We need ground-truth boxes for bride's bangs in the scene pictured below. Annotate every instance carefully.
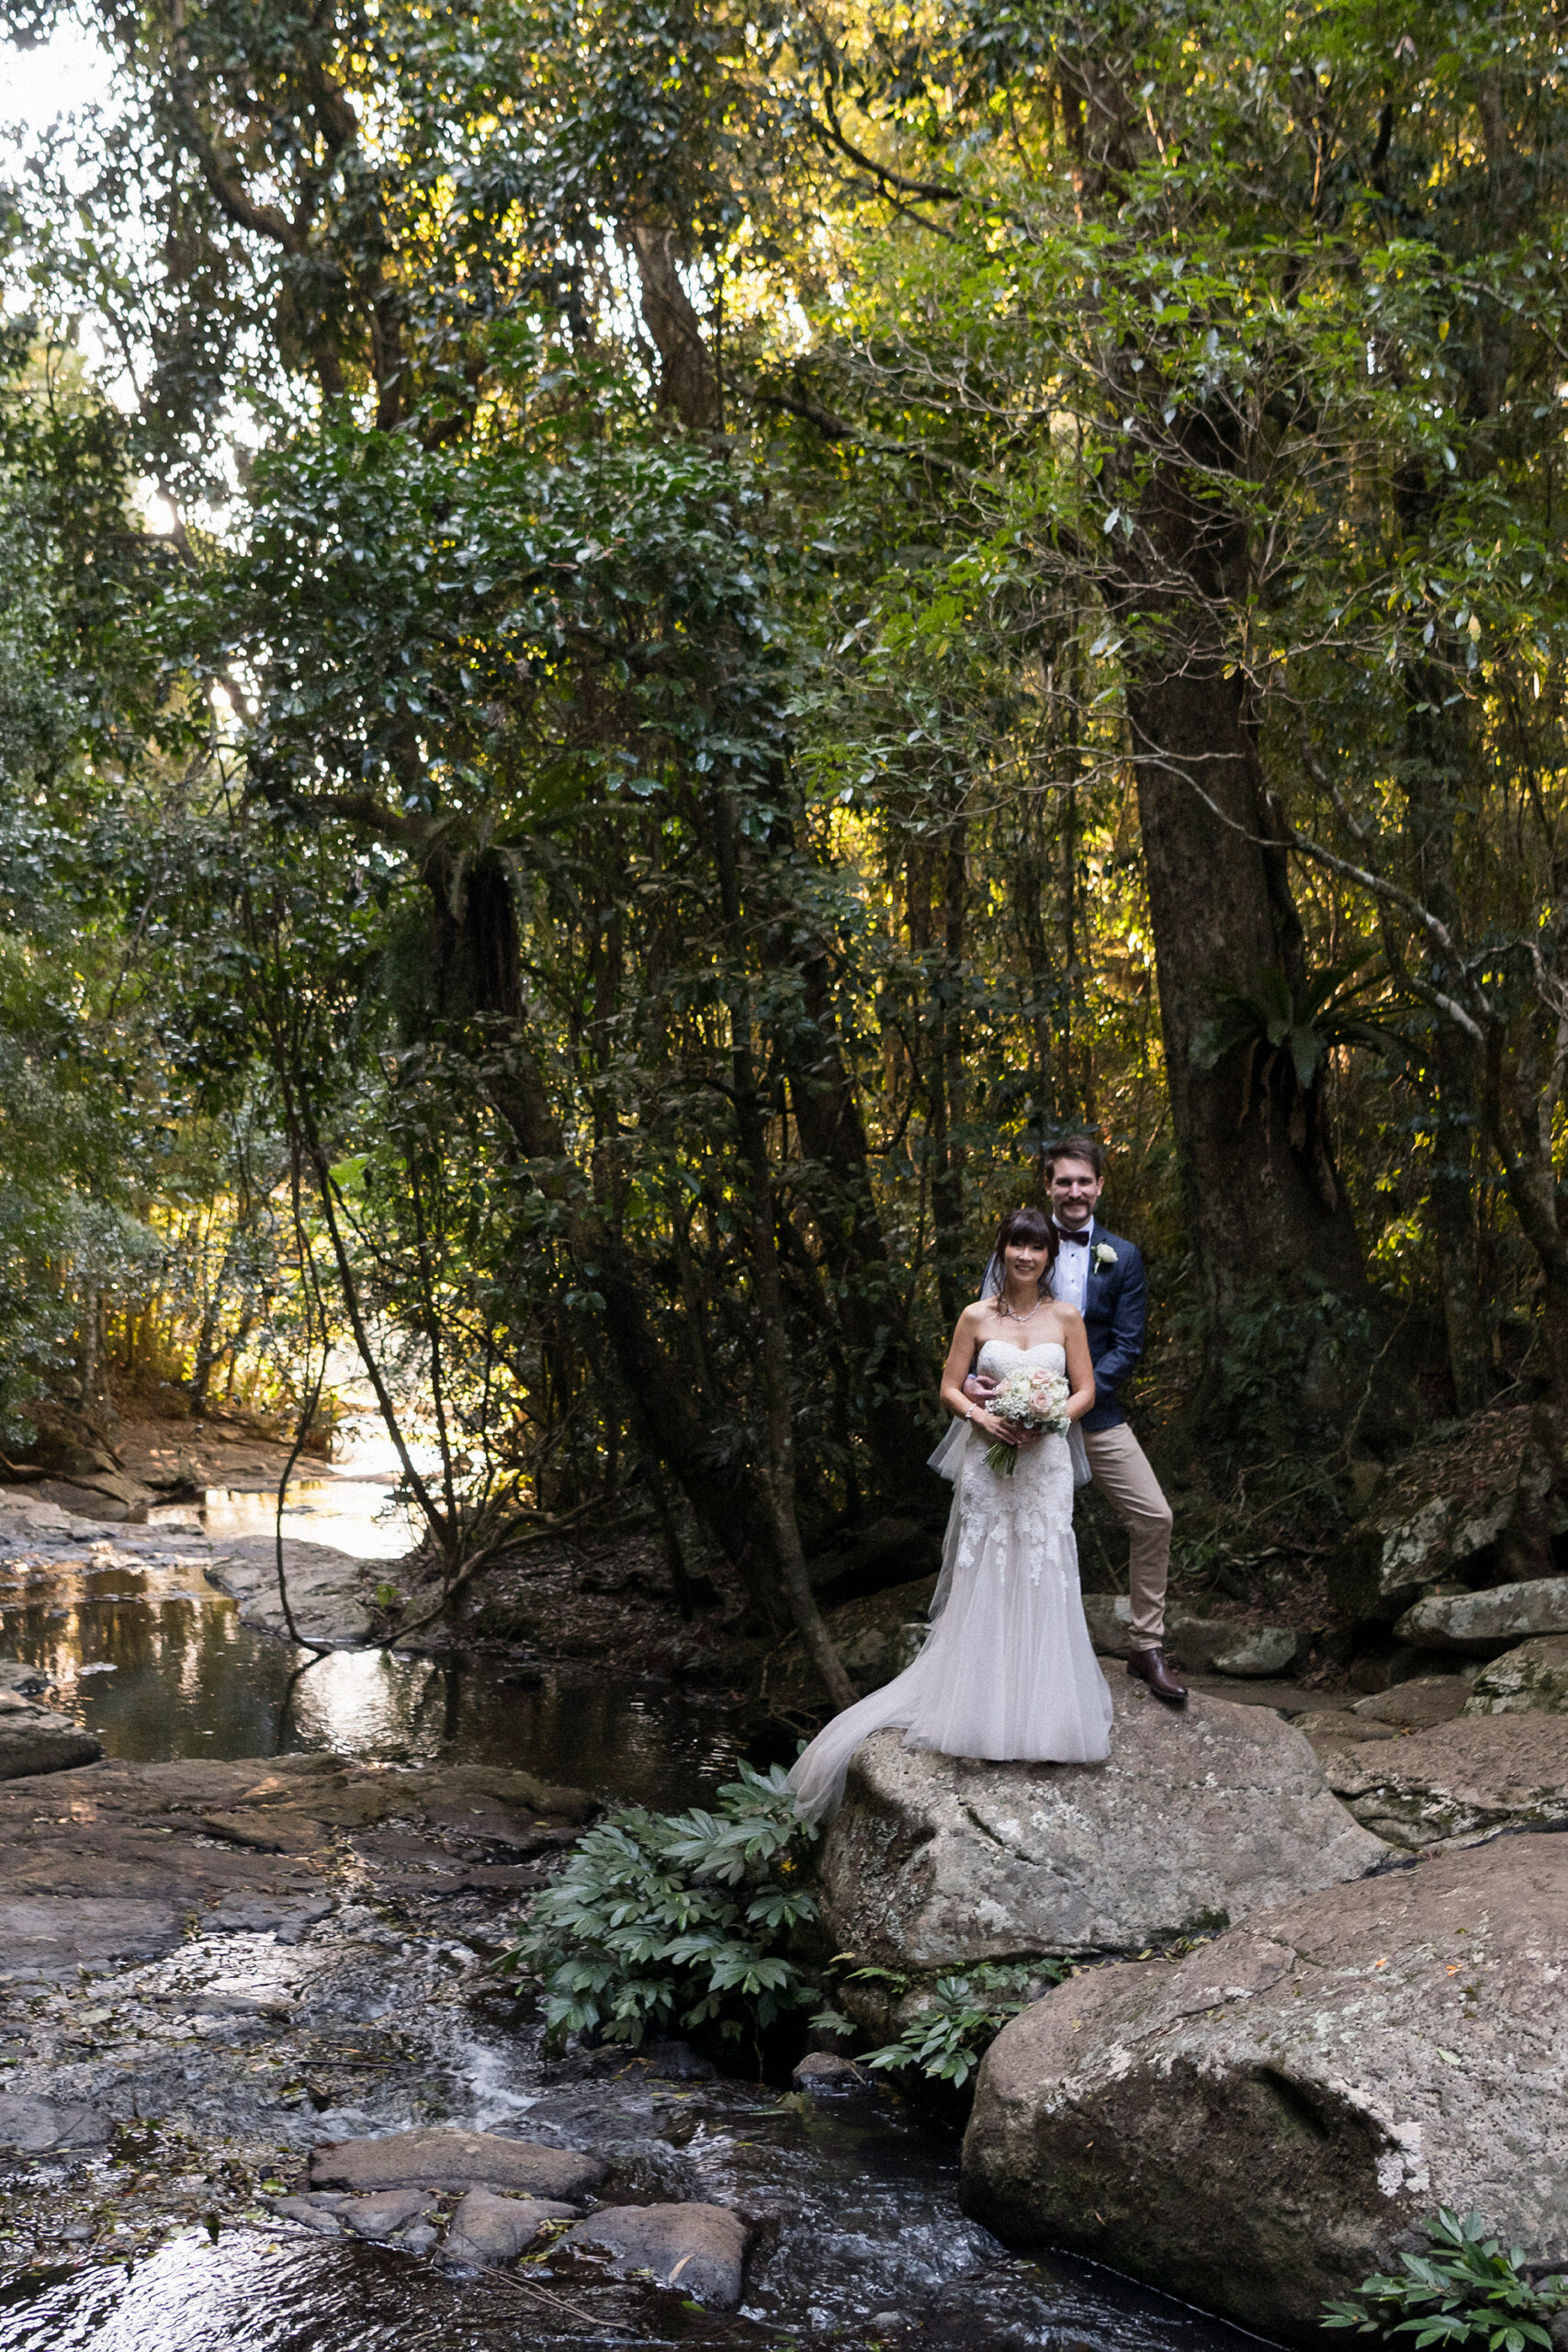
[992,1205,1055,1266]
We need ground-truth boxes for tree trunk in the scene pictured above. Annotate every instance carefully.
[786,952,935,1499]
[1399,656,1493,1413]
[713,789,857,1706]
[417,841,829,1637]
[1122,474,1370,1371]
[626,226,719,430]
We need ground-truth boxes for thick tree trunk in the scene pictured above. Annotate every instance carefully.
[1122,471,1369,1385]
[1126,663,1369,1316]
[1430,1031,1491,1416]
[626,226,720,430]
[713,790,857,1706]
[1400,661,1493,1413]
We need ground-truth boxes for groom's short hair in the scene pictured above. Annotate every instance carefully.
[1043,1134,1104,1178]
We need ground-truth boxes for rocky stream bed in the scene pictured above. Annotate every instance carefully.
[8,1468,1568,2350]
[0,1490,1271,2352]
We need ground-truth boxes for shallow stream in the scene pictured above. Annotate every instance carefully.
[0,1478,1270,2352]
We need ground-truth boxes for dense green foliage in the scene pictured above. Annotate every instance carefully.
[5,0,1568,1655]
[1323,2210,1568,2352]
[499,1761,819,2049]
[829,1960,1066,2089]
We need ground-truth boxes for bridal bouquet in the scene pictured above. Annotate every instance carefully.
[980,1363,1072,1476]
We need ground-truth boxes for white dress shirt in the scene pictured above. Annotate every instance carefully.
[1049,1216,1095,1317]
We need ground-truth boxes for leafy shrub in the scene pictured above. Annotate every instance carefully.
[1323,2210,1568,2352]
[816,1960,1067,2090]
[498,1762,820,2052]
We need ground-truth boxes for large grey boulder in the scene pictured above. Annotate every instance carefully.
[1323,1713,1568,1849]
[816,1683,1386,2031]
[0,1695,101,1781]
[310,2128,605,2200]
[1465,1635,1568,1714]
[1393,1575,1568,1654]
[962,1835,1568,2344]
[565,2204,754,2309]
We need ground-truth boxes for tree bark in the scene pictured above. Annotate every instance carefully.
[626,226,720,430]
[416,839,831,1639]
[785,951,935,1499]
[1122,474,1370,1366]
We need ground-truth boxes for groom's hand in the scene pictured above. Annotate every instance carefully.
[963,1374,998,1405]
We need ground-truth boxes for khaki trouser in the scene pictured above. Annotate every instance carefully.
[1082,1423,1173,1649]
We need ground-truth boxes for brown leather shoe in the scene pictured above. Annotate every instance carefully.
[1127,1645,1188,1705]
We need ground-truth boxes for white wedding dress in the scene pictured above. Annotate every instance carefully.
[788,1340,1113,1821]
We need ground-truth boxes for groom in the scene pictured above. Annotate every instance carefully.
[967,1136,1188,1706]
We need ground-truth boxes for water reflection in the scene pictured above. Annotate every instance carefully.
[198,1481,420,1562]
[0,1553,740,1804]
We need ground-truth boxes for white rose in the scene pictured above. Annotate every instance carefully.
[1093,1242,1117,1270]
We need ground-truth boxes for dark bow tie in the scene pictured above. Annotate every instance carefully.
[1055,1227,1089,1246]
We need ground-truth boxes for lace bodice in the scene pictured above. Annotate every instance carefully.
[958,1338,1072,1586]
[976,1338,1066,1380]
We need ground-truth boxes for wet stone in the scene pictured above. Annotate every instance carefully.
[793,2052,865,2090]
[265,2194,345,2236]
[444,2188,579,2265]
[309,2126,606,2200]
[565,2202,754,2309]
[338,2188,440,2241]
[0,2093,110,2153]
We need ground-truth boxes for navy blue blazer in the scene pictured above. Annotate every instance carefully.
[1075,1226,1146,1431]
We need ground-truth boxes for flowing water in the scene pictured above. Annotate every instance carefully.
[0,1476,1272,2352]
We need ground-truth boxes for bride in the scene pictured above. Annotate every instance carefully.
[788,1205,1113,1820]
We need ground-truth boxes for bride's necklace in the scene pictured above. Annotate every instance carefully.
[998,1288,1043,1327]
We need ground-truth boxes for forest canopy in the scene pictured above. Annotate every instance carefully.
[3,0,1566,1681]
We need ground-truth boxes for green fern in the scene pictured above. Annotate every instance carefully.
[1192,956,1403,1094]
[1322,2209,1568,2352]
[849,1962,1066,2090]
[498,1761,820,2050]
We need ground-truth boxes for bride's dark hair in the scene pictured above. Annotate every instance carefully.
[987,1204,1056,1308]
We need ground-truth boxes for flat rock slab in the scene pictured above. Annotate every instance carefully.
[310,2128,606,2201]
[206,1536,378,1646]
[445,2188,578,2265]
[1466,1634,1568,1715]
[0,2093,110,2153]
[817,1682,1388,2003]
[962,1834,1568,2346]
[0,1703,101,1781]
[566,2203,753,2309]
[1353,1676,1472,1730]
[1324,1712,1568,1849]
[1394,1574,1568,1653]
[0,1895,186,1978]
[0,1752,592,1980]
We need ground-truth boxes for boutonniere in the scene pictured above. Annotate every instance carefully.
[1092,1242,1118,1271]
